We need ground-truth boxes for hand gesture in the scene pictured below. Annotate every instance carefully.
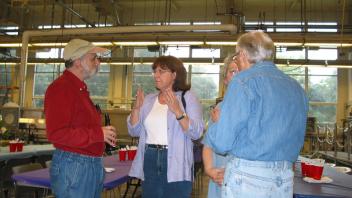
[133,87,144,111]
[164,88,182,115]
[102,126,117,147]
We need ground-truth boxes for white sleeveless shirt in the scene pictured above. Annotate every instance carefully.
[144,98,168,145]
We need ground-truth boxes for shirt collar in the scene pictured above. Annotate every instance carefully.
[63,70,88,92]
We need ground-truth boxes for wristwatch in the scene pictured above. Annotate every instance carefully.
[176,112,187,120]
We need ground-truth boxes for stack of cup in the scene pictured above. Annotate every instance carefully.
[9,140,17,152]
[127,146,137,161]
[118,148,127,161]
[8,140,25,152]
[311,159,325,180]
[300,158,325,180]
[16,141,25,152]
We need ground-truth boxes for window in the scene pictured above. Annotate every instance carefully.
[191,64,220,121]
[132,64,155,96]
[0,64,15,96]
[276,45,338,124]
[192,48,220,58]
[280,65,337,124]
[86,64,110,108]
[134,47,160,58]
[191,65,219,100]
[163,46,190,58]
[308,48,337,60]
[307,67,337,123]
[33,64,63,107]
[307,22,337,33]
[35,48,62,58]
[279,66,305,89]
[276,47,305,60]
[0,26,19,35]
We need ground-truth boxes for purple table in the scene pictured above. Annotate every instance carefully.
[12,155,132,190]
[293,163,352,198]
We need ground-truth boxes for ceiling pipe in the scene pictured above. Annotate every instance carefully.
[55,0,96,28]
[18,24,237,106]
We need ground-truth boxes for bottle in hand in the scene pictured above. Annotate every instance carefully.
[104,113,114,155]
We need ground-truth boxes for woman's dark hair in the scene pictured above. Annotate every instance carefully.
[152,56,191,91]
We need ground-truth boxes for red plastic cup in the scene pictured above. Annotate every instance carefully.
[311,165,324,180]
[128,150,137,160]
[16,142,24,152]
[119,150,127,161]
[306,163,314,178]
[9,143,17,152]
[301,162,308,177]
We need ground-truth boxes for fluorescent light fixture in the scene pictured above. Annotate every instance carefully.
[113,42,157,46]
[27,63,61,65]
[206,41,237,46]
[158,41,204,45]
[108,62,153,65]
[0,43,22,47]
[0,62,17,65]
[133,62,153,65]
[328,65,352,68]
[37,119,46,124]
[277,64,323,68]
[109,62,133,65]
[274,42,302,46]
[19,118,36,124]
[31,43,67,47]
[92,42,113,46]
[184,62,221,65]
[304,43,352,47]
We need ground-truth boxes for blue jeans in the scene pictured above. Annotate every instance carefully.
[50,149,105,198]
[142,147,192,198]
[222,157,293,198]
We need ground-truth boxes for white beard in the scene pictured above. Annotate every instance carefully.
[82,62,98,79]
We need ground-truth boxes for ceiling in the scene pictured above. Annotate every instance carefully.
[0,0,351,44]
[0,0,350,29]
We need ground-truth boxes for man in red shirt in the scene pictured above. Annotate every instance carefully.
[44,39,117,198]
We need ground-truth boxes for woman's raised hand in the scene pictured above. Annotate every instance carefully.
[133,87,144,110]
[130,87,144,125]
[164,88,182,115]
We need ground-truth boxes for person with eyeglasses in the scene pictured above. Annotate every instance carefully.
[202,53,239,198]
[127,56,204,198]
[205,31,308,198]
[44,39,117,198]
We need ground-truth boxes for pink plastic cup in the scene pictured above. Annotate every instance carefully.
[16,142,24,152]
[128,150,137,160]
[9,143,17,152]
[119,150,127,161]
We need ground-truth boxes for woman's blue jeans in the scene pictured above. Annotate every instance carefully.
[50,149,105,198]
[222,157,293,198]
[142,146,192,198]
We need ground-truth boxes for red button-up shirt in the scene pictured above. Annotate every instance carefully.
[44,70,104,157]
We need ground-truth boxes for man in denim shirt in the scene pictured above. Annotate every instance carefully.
[205,31,308,198]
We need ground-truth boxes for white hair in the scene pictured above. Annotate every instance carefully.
[236,30,274,63]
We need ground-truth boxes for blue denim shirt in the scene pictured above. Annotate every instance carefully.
[127,90,204,182]
[206,61,308,163]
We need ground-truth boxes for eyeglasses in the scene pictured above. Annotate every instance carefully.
[81,53,102,62]
[209,104,216,110]
[152,69,172,75]
[232,51,240,60]
[92,54,102,61]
